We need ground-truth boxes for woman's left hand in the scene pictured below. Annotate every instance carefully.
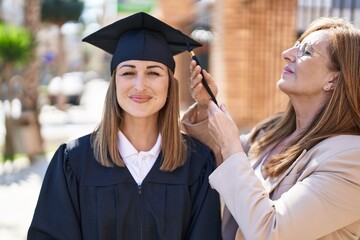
[207,101,244,160]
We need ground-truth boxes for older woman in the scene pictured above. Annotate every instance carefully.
[183,17,360,240]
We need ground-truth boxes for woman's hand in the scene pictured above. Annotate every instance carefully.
[207,101,244,160]
[189,60,218,109]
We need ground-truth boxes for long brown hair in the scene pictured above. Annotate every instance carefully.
[91,69,187,171]
[249,17,360,177]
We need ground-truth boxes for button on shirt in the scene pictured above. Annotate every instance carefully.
[118,131,161,185]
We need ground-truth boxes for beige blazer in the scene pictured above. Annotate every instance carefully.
[182,105,360,240]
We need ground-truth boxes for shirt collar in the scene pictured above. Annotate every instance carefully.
[118,130,162,158]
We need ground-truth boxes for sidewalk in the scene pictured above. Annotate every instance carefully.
[0,156,48,240]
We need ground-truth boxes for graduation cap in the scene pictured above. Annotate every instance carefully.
[82,12,201,73]
[82,12,218,105]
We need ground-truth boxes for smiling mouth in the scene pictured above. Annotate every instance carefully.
[129,95,152,103]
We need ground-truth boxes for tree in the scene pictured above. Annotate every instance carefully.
[42,0,84,25]
[21,0,44,163]
[41,0,84,75]
[0,23,34,160]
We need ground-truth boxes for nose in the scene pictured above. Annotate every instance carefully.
[134,74,147,91]
[282,45,297,62]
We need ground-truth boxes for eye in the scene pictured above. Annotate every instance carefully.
[148,71,160,76]
[300,43,312,56]
[120,71,135,76]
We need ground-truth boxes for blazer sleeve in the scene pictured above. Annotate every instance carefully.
[209,144,360,240]
[27,144,82,240]
[181,103,223,165]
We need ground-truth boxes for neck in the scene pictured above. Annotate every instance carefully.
[121,116,159,152]
[290,95,328,133]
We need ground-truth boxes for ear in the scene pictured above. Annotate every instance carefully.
[323,74,338,91]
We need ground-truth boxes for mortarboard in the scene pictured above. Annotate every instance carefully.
[82,12,201,74]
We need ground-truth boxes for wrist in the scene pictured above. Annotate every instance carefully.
[195,104,208,122]
[221,144,244,160]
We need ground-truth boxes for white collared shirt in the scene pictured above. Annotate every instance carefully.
[254,154,267,186]
[118,131,161,185]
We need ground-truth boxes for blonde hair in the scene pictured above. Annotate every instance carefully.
[249,17,360,177]
[91,69,187,171]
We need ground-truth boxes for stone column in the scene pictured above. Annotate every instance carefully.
[210,0,297,131]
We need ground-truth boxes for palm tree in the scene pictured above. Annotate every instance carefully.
[41,0,84,75]
[21,0,43,163]
[0,23,34,160]
[0,0,84,162]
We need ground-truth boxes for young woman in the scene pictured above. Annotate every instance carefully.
[28,12,222,240]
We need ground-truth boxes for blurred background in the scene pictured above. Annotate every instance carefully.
[1,0,360,239]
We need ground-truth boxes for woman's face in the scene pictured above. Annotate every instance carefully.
[115,60,169,120]
[278,30,337,101]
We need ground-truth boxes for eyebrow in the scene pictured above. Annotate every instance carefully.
[118,64,135,69]
[147,65,165,70]
[118,64,165,70]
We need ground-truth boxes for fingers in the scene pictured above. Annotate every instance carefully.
[202,69,212,84]
[219,104,235,123]
[189,60,218,106]
[219,104,227,113]
[191,83,204,100]
[189,61,203,89]
[191,70,202,88]
[208,102,229,117]
[190,59,197,71]
[190,60,214,89]
[207,101,219,115]
[190,60,200,80]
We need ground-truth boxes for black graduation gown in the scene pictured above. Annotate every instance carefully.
[27,134,222,240]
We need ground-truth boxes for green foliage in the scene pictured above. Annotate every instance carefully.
[0,152,27,163]
[0,24,34,66]
[41,0,84,25]
[117,0,155,13]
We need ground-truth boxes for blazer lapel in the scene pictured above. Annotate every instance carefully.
[262,149,307,193]
[249,142,277,168]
